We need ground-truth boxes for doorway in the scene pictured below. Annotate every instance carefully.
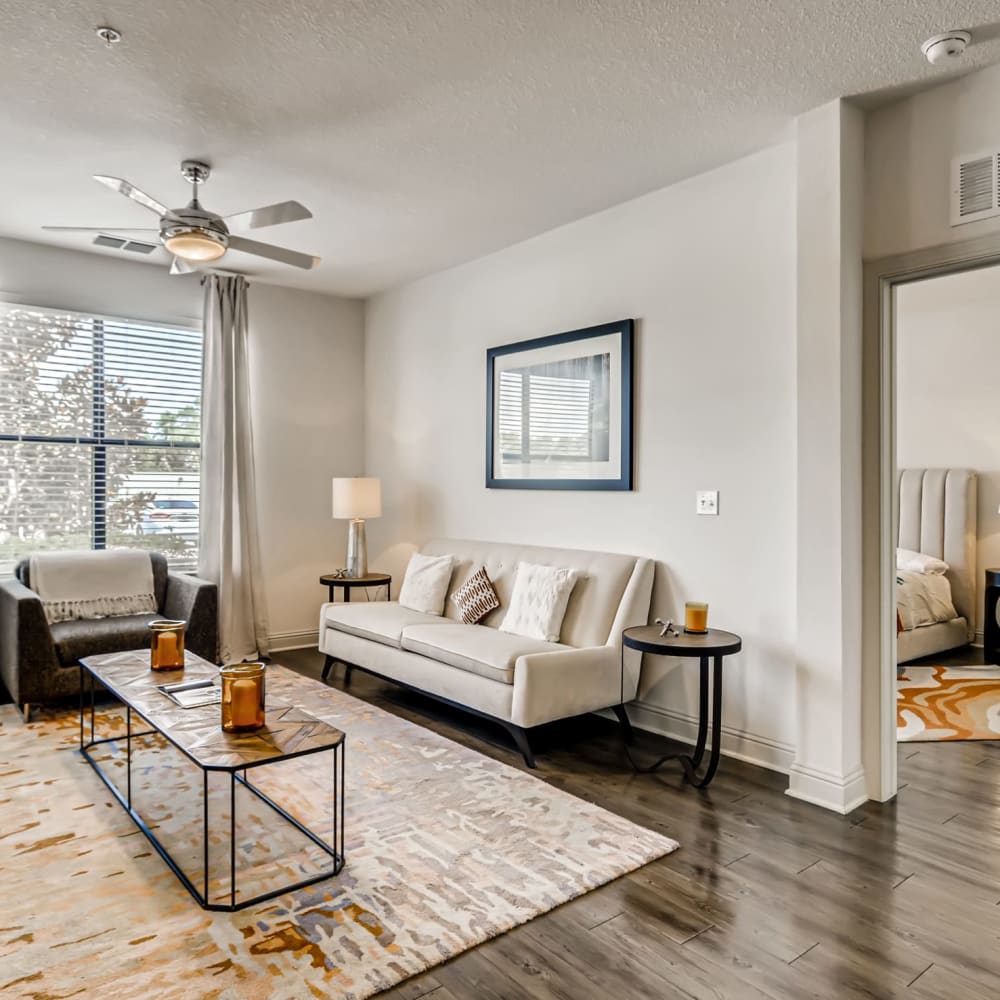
[866,235,1000,802]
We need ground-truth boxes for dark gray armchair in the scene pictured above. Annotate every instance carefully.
[0,553,218,721]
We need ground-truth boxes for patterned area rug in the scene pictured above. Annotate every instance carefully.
[898,665,1000,741]
[0,665,676,999]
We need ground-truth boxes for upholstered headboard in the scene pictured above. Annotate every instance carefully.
[897,468,978,639]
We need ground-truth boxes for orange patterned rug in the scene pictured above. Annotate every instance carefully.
[897,665,1000,741]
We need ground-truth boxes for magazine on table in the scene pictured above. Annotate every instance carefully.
[157,679,221,708]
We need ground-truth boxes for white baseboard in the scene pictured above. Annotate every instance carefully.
[786,763,867,814]
[620,701,795,775]
[268,629,319,653]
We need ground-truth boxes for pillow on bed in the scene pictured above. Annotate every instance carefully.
[896,548,949,575]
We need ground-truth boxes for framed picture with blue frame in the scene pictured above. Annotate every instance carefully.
[485,319,634,491]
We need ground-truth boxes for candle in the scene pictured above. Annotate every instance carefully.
[220,662,266,732]
[230,678,259,729]
[157,632,178,663]
[684,602,709,634]
[150,619,186,670]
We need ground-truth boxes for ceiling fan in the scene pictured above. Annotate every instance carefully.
[43,160,319,275]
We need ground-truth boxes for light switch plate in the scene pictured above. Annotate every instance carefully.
[696,490,719,516]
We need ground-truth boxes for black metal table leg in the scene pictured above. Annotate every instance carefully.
[624,657,715,782]
[126,704,132,809]
[688,655,710,769]
[230,771,237,909]
[681,656,723,787]
[79,664,84,750]
[203,770,209,903]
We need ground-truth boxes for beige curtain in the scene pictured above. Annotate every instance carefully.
[199,275,270,662]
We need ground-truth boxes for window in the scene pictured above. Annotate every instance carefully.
[0,303,202,575]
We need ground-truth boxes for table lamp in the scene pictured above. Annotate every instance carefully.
[332,477,382,578]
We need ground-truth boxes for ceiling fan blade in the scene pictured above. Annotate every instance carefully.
[224,200,312,232]
[42,226,160,233]
[169,256,197,276]
[228,235,319,269]
[93,175,168,216]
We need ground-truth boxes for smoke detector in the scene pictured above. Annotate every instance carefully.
[921,30,971,66]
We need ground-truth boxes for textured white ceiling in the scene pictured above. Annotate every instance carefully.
[1,0,999,297]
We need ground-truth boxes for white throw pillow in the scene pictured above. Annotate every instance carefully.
[398,552,455,615]
[500,562,579,643]
[896,548,949,575]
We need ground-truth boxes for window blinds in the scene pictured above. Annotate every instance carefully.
[497,369,593,461]
[0,303,202,575]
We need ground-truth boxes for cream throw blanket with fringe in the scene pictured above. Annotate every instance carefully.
[29,550,157,624]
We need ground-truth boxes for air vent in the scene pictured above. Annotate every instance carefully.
[93,234,126,249]
[951,151,1000,226]
[92,234,158,254]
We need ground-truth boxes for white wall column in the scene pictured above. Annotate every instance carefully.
[790,100,867,813]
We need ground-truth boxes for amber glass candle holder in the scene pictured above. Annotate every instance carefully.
[684,602,709,635]
[150,619,186,671]
[220,663,266,733]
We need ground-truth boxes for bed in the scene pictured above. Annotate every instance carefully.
[896,468,978,664]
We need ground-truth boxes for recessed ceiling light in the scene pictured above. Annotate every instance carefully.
[95,26,122,47]
[921,30,971,66]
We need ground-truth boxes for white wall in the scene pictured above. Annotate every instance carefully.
[896,264,1000,635]
[365,143,799,771]
[0,236,365,646]
[866,62,1000,259]
[791,100,867,813]
[244,284,365,646]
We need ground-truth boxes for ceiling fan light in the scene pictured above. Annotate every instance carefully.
[164,230,226,262]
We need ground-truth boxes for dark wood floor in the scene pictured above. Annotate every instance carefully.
[907,642,987,668]
[270,647,1000,1000]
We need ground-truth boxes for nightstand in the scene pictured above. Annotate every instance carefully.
[984,569,1000,665]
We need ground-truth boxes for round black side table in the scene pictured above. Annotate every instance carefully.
[319,572,392,682]
[984,569,1000,665]
[621,625,742,788]
[319,572,392,605]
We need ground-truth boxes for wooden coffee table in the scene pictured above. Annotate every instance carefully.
[78,650,345,911]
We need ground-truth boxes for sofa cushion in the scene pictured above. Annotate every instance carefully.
[419,538,643,648]
[51,613,162,666]
[323,601,450,649]
[401,623,570,685]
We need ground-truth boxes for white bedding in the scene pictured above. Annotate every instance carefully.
[896,569,958,631]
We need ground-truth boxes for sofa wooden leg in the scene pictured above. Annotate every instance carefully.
[613,704,634,744]
[507,725,536,769]
[21,703,31,724]
[343,664,353,685]
[321,654,335,682]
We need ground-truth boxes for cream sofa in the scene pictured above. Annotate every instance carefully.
[317,538,654,767]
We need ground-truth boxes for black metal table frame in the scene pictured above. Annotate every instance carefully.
[320,573,392,604]
[620,642,728,788]
[78,664,345,912]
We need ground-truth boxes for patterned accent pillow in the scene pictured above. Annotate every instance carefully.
[451,566,501,625]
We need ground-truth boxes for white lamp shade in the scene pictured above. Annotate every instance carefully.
[332,477,382,519]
